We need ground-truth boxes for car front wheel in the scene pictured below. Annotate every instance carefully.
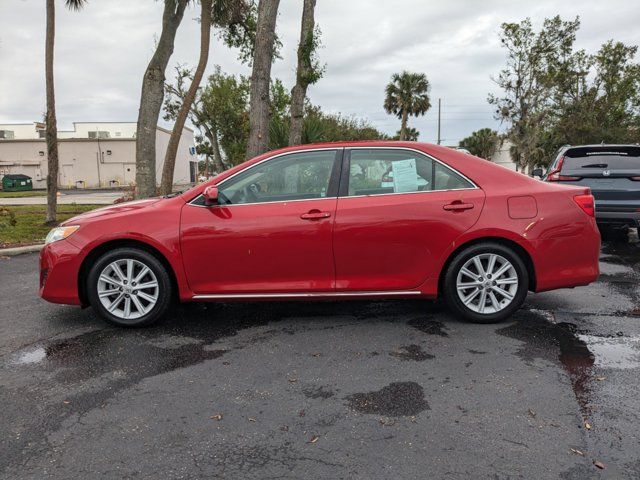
[87,248,172,327]
[443,243,529,324]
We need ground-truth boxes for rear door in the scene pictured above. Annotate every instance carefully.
[333,148,485,291]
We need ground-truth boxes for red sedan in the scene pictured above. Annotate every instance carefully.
[40,142,600,327]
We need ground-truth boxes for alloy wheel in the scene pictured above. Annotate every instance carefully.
[455,253,519,314]
[97,259,159,320]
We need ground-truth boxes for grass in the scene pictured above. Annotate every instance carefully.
[0,204,102,248]
[0,190,47,198]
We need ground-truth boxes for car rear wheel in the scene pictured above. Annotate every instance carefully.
[87,248,172,327]
[443,243,528,324]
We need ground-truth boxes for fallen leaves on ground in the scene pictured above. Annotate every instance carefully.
[570,448,584,456]
[210,414,223,421]
[584,421,592,430]
[593,461,605,469]
[309,435,319,444]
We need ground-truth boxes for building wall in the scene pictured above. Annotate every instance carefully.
[491,140,517,171]
[0,127,196,189]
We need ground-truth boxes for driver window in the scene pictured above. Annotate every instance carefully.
[218,150,339,205]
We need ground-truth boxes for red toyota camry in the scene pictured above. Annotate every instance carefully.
[40,142,600,327]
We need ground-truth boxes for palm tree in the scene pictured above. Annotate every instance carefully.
[384,71,431,141]
[246,0,281,159]
[44,0,87,224]
[135,0,189,199]
[459,128,499,159]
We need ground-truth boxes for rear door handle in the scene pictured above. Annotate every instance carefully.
[300,210,332,220]
[443,202,474,211]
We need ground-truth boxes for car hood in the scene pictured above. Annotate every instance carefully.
[61,198,162,225]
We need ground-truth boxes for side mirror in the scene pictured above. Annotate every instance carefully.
[532,168,544,178]
[203,186,219,206]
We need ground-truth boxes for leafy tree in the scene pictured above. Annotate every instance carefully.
[459,128,500,159]
[551,40,640,146]
[384,71,431,141]
[246,0,281,159]
[289,0,325,146]
[163,66,225,174]
[488,16,580,171]
[200,67,251,166]
[135,0,189,199]
[44,0,88,224]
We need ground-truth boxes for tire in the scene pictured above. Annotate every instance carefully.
[443,242,529,324]
[87,248,172,327]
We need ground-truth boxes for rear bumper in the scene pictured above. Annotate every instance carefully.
[39,240,83,305]
[595,210,640,228]
[534,217,600,293]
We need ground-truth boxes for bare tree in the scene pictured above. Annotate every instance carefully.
[246,0,280,159]
[160,0,212,195]
[45,0,87,224]
[289,0,322,146]
[135,0,189,199]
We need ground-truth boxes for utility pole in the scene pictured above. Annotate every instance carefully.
[437,98,442,145]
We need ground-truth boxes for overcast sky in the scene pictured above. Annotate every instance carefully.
[1,0,639,145]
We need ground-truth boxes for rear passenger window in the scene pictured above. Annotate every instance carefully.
[346,149,474,196]
[434,162,474,190]
[347,149,433,196]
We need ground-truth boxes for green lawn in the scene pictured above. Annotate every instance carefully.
[0,204,102,248]
[0,190,48,198]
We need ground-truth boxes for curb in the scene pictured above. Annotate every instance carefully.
[0,244,44,257]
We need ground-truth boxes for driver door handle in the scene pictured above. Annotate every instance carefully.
[300,210,332,220]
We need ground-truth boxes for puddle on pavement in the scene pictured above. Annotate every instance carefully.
[345,381,430,416]
[578,335,640,370]
[499,310,640,414]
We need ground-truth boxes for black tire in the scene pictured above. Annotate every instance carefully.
[87,247,172,327]
[443,242,529,324]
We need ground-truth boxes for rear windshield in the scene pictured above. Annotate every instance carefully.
[562,147,640,171]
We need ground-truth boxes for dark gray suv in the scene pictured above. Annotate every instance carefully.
[535,145,640,235]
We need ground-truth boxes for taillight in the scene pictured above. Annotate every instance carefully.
[546,156,564,181]
[631,176,640,181]
[573,194,595,217]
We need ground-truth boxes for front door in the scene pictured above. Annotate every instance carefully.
[180,149,342,294]
[333,148,485,291]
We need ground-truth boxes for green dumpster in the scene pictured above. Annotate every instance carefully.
[2,174,33,192]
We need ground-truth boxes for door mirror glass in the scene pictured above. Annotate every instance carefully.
[203,186,219,205]
[532,168,544,178]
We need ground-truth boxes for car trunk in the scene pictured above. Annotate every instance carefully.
[558,147,640,202]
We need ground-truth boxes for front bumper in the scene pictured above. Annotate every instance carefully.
[39,239,83,305]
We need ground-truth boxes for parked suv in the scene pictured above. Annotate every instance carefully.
[536,145,640,236]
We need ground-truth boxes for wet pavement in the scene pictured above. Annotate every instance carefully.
[1,232,639,479]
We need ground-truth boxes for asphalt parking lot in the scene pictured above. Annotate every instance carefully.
[1,233,639,479]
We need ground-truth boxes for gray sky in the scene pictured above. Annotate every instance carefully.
[1,0,639,145]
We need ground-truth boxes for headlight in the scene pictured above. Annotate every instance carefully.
[44,226,80,244]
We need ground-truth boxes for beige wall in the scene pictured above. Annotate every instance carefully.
[0,128,195,189]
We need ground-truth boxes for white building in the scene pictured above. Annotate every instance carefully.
[0,122,198,189]
[491,139,518,171]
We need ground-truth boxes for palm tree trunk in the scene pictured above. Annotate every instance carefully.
[45,0,58,224]
[246,0,281,159]
[135,0,188,199]
[399,110,408,141]
[160,0,212,195]
[289,0,316,146]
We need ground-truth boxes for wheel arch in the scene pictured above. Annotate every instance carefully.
[437,236,537,297]
[78,239,179,307]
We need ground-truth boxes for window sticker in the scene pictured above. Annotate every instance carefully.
[392,158,418,193]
